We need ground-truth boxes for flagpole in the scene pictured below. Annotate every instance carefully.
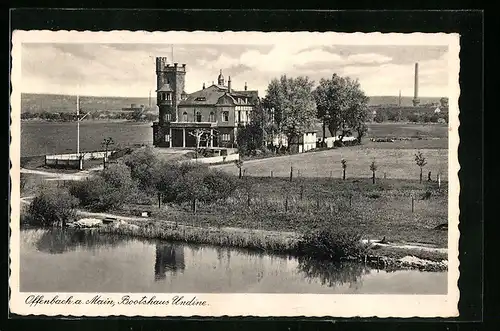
[77,95,80,156]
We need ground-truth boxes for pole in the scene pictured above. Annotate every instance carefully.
[76,95,80,156]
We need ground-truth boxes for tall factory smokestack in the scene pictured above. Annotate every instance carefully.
[413,62,420,106]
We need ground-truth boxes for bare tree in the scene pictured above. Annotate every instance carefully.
[101,137,115,169]
[370,160,377,184]
[414,151,427,183]
[188,129,214,159]
[235,158,244,179]
[341,159,347,180]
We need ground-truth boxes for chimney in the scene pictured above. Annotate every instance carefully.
[244,82,247,91]
[174,62,178,68]
[203,82,205,89]
[413,63,420,106]
[228,76,232,93]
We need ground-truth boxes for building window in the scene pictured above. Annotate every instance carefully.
[182,112,188,122]
[165,134,171,142]
[222,111,229,122]
[161,93,166,101]
[237,111,241,123]
[196,112,202,122]
[209,112,215,122]
[221,133,231,141]
[166,93,171,101]
[195,97,206,101]
[165,113,171,121]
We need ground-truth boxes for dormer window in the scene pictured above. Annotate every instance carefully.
[196,112,202,122]
[209,112,215,122]
[182,112,188,122]
[195,97,206,101]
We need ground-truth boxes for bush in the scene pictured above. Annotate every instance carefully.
[406,114,420,123]
[122,146,159,193]
[373,112,386,123]
[70,163,136,212]
[27,188,78,226]
[297,227,367,261]
[203,170,238,201]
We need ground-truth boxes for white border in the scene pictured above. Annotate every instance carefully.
[9,31,461,317]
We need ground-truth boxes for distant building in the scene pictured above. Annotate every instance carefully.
[122,104,146,112]
[152,57,260,148]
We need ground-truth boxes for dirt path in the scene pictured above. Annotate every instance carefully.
[21,166,102,181]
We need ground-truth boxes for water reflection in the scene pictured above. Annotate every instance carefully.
[34,228,128,254]
[154,242,185,280]
[298,257,371,289]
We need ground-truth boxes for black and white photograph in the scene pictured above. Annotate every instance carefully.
[9,30,460,317]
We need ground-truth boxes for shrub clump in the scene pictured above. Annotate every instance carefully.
[26,188,78,227]
[297,227,368,261]
[70,162,136,212]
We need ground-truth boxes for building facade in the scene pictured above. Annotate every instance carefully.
[152,57,260,149]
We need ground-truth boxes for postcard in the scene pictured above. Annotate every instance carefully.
[10,30,460,317]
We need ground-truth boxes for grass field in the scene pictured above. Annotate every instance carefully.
[214,146,448,181]
[112,177,448,248]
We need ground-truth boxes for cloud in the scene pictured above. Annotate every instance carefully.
[20,42,449,98]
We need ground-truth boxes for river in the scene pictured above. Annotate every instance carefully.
[20,228,447,294]
[21,121,152,157]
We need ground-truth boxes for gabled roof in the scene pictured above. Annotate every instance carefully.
[178,84,259,107]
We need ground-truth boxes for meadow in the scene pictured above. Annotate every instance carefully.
[113,177,448,248]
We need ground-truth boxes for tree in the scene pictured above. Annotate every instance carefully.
[263,75,317,151]
[235,158,244,179]
[70,162,136,212]
[440,97,449,108]
[101,137,115,169]
[122,146,159,193]
[27,188,78,227]
[188,129,213,159]
[415,151,427,183]
[341,159,347,180]
[314,74,369,144]
[370,161,377,184]
[236,121,264,156]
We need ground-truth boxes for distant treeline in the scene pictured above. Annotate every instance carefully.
[21,93,151,114]
[370,106,449,123]
[21,110,159,122]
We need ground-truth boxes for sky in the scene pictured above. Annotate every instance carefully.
[20,42,449,98]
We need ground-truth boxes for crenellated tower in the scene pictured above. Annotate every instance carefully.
[153,57,187,147]
[155,57,186,124]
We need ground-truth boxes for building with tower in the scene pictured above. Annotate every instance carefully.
[152,57,260,149]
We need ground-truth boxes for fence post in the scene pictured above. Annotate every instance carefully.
[300,185,304,200]
[349,194,352,207]
[437,173,441,189]
[285,196,288,212]
[158,192,161,209]
[290,166,293,182]
[270,170,273,178]
[411,195,414,213]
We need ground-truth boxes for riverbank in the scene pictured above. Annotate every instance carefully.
[64,212,448,272]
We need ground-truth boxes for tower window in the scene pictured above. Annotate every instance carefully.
[182,112,188,122]
[209,112,215,122]
[222,111,229,122]
[196,112,202,122]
